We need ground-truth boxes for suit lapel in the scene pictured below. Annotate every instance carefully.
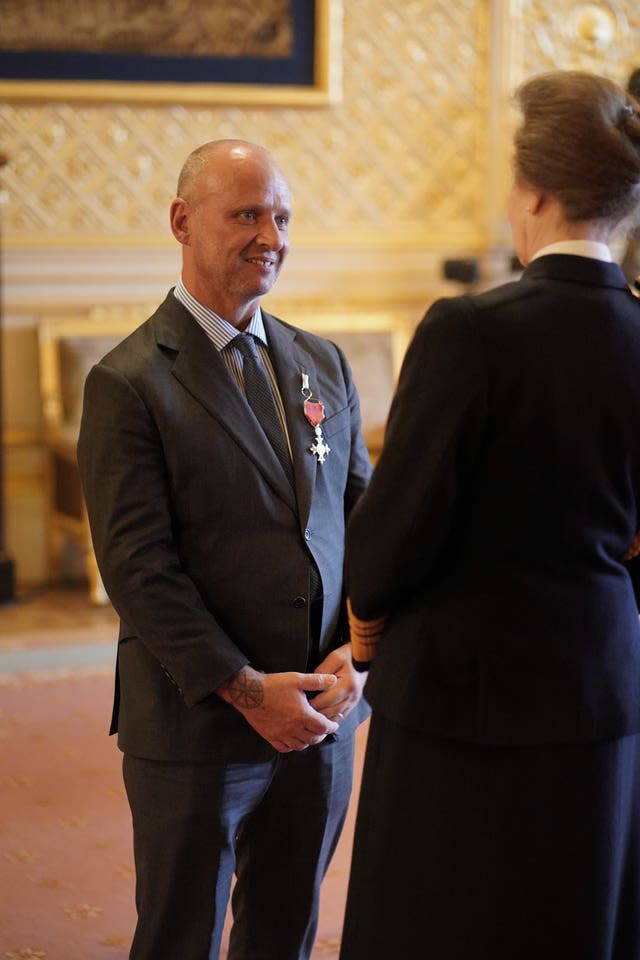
[263,313,319,525]
[153,296,297,512]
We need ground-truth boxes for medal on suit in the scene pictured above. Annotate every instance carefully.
[301,373,330,463]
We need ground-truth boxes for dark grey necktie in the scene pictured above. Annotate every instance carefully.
[234,334,294,486]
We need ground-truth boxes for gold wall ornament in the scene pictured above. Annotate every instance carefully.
[514,0,637,76]
[570,3,618,49]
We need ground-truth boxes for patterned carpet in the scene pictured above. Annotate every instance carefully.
[0,587,367,959]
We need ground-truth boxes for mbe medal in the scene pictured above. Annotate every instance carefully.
[302,374,330,464]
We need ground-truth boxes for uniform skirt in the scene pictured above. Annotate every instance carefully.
[339,713,640,960]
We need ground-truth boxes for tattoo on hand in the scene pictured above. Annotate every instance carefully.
[228,672,264,710]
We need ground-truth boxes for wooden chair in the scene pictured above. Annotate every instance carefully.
[38,305,154,603]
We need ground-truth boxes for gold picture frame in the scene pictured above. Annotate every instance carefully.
[0,0,342,106]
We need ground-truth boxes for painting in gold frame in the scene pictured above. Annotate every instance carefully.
[0,0,342,106]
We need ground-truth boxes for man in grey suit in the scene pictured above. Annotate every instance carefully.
[77,139,371,960]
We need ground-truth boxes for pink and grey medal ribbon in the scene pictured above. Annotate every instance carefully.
[301,373,330,463]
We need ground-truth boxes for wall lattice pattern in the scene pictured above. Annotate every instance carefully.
[1,1,639,248]
[0,0,489,246]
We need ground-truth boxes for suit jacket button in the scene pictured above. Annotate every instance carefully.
[304,529,311,540]
[293,596,307,608]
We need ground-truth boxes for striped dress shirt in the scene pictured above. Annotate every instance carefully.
[172,281,292,455]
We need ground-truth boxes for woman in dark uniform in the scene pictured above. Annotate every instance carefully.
[340,70,640,960]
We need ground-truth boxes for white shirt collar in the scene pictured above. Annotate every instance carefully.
[531,240,612,263]
[173,279,268,350]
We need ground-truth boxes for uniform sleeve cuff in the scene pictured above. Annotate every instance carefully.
[347,597,386,666]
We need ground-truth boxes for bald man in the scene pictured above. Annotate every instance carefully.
[78,140,371,960]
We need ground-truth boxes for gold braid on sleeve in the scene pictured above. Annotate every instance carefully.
[347,597,386,665]
[623,530,640,561]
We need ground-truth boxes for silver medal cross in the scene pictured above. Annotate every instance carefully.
[310,425,331,463]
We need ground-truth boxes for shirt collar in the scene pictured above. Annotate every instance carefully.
[531,240,612,263]
[173,279,267,351]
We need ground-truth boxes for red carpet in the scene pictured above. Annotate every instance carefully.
[0,653,367,959]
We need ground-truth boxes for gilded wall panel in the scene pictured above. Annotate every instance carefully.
[0,0,489,248]
[2,0,638,251]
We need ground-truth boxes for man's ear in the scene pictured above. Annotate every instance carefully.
[170,198,191,245]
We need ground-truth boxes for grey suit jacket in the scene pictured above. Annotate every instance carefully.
[347,255,640,746]
[77,292,372,761]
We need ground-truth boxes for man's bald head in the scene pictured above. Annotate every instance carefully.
[176,139,284,202]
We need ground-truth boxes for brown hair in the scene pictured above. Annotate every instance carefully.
[513,70,640,223]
